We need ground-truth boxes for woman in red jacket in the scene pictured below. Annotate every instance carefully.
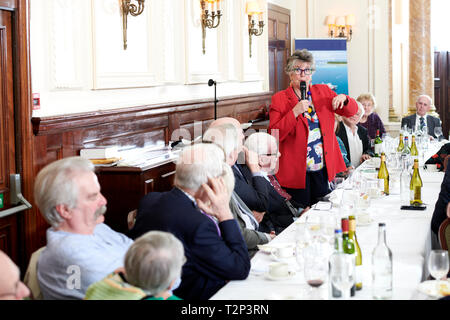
[269,49,358,207]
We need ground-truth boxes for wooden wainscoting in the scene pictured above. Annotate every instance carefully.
[30,92,271,241]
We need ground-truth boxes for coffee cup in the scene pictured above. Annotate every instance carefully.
[268,262,289,278]
[272,245,294,259]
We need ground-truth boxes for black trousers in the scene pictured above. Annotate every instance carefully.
[284,168,330,208]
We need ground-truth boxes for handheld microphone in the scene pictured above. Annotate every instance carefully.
[208,79,216,87]
[300,81,307,100]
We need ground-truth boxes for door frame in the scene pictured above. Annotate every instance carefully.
[0,0,35,271]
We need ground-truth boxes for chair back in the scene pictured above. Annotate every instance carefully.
[439,218,450,252]
[23,246,46,300]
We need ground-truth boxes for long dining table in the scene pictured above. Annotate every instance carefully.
[211,140,448,300]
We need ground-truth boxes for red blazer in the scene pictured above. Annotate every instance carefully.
[269,84,358,189]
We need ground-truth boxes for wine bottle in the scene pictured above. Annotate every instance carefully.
[377,152,389,195]
[331,229,343,298]
[396,133,404,152]
[409,135,419,161]
[374,129,383,157]
[341,218,356,297]
[372,223,393,299]
[349,216,362,290]
[400,155,411,205]
[409,159,423,206]
[401,136,410,155]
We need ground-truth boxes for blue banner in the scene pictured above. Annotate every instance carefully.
[294,39,349,95]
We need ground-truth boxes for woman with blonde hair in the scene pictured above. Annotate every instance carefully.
[357,93,386,141]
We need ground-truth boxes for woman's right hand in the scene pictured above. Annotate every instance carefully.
[292,100,309,118]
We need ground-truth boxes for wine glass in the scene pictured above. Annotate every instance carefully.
[329,253,355,299]
[331,177,345,191]
[428,250,449,292]
[295,223,311,273]
[303,240,329,299]
[434,127,443,141]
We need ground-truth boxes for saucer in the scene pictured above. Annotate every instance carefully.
[264,270,296,281]
[257,244,275,254]
[356,218,374,226]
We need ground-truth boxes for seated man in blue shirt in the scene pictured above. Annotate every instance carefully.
[34,157,134,299]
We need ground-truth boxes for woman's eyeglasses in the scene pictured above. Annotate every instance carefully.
[292,68,313,75]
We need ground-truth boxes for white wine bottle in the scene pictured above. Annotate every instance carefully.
[374,129,383,157]
[349,215,362,290]
[409,159,423,206]
[396,133,404,152]
[410,135,419,161]
[377,152,389,195]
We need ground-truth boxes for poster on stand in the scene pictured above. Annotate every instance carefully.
[295,39,348,95]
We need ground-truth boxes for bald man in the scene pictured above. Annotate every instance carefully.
[0,251,30,300]
[401,95,442,139]
[208,117,270,225]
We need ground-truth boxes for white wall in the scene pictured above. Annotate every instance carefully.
[31,0,392,125]
[30,0,268,117]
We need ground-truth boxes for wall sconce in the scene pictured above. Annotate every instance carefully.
[246,1,264,58]
[121,0,146,50]
[326,14,355,42]
[200,0,223,55]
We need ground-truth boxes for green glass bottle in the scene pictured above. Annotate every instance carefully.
[410,159,423,206]
[397,133,404,152]
[341,218,356,297]
[401,136,410,155]
[349,216,363,290]
[377,152,389,195]
[374,129,383,157]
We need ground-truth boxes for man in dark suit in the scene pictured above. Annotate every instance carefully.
[336,103,373,168]
[128,143,250,300]
[244,132,309,234]
[203,122,274,258]
[400,95,442,139]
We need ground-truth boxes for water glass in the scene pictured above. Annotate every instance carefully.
[329,253,355,299]
[428,250,449,281]
[434,127,443,141]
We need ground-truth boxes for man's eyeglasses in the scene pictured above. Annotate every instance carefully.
[292,68,313,75]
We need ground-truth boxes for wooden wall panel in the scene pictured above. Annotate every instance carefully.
[29,92,272,251]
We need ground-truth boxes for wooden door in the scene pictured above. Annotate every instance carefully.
[434,51,450,138]
[0,9,18,263]
[268,4,291,94]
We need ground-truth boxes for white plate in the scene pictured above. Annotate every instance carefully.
[264,270,296,281]
[257,244,275,254]
[417,280,450,298]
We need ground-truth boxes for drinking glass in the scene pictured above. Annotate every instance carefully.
[303,240,329,299]
[331,177,345,191]
[295,223,310,272]
[306,214,322,239]
[428,250,449,294]
[434,127,443,141]
[428,250,449,280]
[329,253,355,299]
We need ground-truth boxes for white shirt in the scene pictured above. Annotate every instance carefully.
[344,123,363,168]
[414,114,428,133]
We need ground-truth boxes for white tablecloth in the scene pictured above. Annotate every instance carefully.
[211,142,448,300]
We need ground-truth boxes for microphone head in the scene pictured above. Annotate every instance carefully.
[300,81,307,90]
[208,79,215,86]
